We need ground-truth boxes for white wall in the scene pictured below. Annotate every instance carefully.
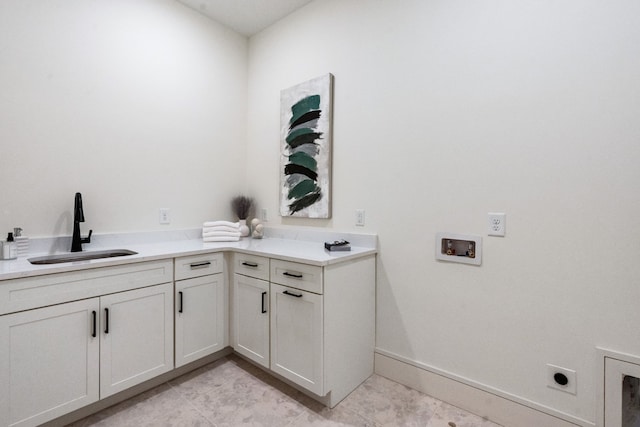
[246,0,640,422]
[0,0,248,237]
[3,0,639,422]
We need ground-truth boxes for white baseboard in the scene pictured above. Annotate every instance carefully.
[374,349,594,427]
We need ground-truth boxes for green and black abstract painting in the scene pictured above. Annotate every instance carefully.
[280,74,333,218]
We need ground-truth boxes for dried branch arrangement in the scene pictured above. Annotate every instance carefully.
[231,196,254,220]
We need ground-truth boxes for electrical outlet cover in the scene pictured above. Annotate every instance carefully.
[159,208,171,224]
[488,213,506,236]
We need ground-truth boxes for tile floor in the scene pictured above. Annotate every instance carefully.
[68,354,503,427]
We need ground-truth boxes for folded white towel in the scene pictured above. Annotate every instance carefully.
[203,221,239,228]
[203,225,241,233]
[203,236,240,242]
[202,230,241,238]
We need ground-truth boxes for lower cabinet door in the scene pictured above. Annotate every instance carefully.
[175,273,225,367]
[270,283,324,395]
[100,283,174,398]
[0,298,100,427]
[233,274,270,368]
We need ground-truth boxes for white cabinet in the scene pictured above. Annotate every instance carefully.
[320,256,376,407]
[269,259,324,395]
[0,282,173,426]
[0,261,174,427]
[0,237,375,424]
[100,283,174,398]
[0,299,100,427]
[270,283,323,395]
[233,254,270,368]
[233,254,376,408]
[174,253,226,368]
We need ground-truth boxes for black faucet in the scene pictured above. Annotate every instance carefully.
[71,192,93,252]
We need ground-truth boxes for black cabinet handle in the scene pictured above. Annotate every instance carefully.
[283,271,303,279]
[261,291,267,313]
[178,291,183,313]
[242,261,259,268]
[190,261,211,269]
[283,290,303,298]
[92,310,97,338]
[104,308,109,334]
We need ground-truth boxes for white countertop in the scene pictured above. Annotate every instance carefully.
[0,227,377,281]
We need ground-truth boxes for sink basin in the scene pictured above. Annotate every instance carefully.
[28,249,138,265]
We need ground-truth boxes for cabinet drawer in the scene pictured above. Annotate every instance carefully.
[234,254,269,281]
[270,260,323,294]
[0,260,173,315]
[175,253,223,280]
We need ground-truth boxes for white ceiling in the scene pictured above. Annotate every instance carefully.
[175,0,313,36]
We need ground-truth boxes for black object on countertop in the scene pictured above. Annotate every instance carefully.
[324,240,351,251]
[71,192,93,252]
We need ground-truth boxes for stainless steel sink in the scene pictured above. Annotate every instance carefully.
[28,249,138,265]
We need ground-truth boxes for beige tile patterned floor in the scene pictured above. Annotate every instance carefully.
[68,355,503,427]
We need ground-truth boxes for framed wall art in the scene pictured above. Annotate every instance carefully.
[280,73,333,218]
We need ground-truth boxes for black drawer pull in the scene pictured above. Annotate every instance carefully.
[104,308,109,334]
[261,291,267,313]
[242,261,259,268]
[283,290,303,298]
[92,310,97,338]
[283,271,303,279]
[178,291,184,313]
[190,261,211,269]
